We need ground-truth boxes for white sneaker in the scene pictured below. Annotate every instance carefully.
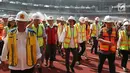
[122,67,128,72]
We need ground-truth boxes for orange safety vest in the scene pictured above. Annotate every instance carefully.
[99,27,117,53]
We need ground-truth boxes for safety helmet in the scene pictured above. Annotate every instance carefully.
[47,16,54,20]
[60,16,65,21]
[79,16,85,23]
[68,16,76,21]
[32,13,41,20]
[56,17,61,21]
[123,21,130,26]
[15,11,29,21]
[123,19,129,23]
[103,15,114,22]
[2,14,9,18]
[8,17,15,21]
[95,17,100,21]
[84,17,89,21]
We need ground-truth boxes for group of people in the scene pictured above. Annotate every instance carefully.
[0,11,129,73]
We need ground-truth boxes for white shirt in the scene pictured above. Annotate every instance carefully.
[1,28,42,70]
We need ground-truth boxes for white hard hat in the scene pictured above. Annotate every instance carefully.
[15,11,29,21]
[68,16,76,21]
[79,16,85,23]
[84,17,89,21]
[47,16,54,20]
[8,17,15,21]
[123,19,129,23]
[56,17,61,21]
[95,17,100,21]
[32,13,41,20]
[2,14,9,18]
[103,15,114,22]
[60,16,65,21]
[42,18,46,21]
[123,21,130,26]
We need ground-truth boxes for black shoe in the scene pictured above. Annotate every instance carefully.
[70,66,75,73]
[76,61,81,65]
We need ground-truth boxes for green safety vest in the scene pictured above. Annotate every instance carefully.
[119,30,130,50]
[32,24,44,47]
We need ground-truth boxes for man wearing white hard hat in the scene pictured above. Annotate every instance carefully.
[27,12,46,73]
[3,17,16,38]
[90,17,100,54]
[117,21,130,72]
[60,16,80,73]
[57,16,66,58]
[56,17,61,24]
[42,18,47,28]
[76,16,87,64]
[85,17,91,42]
[98,15,117,73]
[45,16,58,68]
[1,11,42,73]
[2,14,9,27]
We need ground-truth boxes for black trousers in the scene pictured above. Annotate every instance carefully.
[78,41,86,61]
[120,50,129,68]
[40,46,44,63]
[0,40,4,55]
[91,37,98,54]
[11,67,34,73]
[45,44,56,61]
[58,43,64,57]
[65,48,78,71]
[98,53,116,73]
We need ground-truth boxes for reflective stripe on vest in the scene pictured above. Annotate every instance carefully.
[77,23,86,41]
[99,27,117,53]
[32,24,44,47]
[8,29,37,66]
[120,30,130,50]
[91,24,97,37]
[63,25,78,48]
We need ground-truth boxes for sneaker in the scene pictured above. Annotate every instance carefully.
[122,67,128,72]
[76,61,81,65]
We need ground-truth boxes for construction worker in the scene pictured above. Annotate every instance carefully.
[85,17,90,43]
[27,12,46,73]
[98,16,117,73]
[82,17,90,60]
[76,16,86,64]
[42,18,47,28]
[3,17,16,38]
[56,17,61,24]
[45,16,57,68]
[1,11,42,73]
[2,14,9,27]
[60,16,80,73]
[90,17,100,54]
[117,22,130,72]
[57,17,66,58]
